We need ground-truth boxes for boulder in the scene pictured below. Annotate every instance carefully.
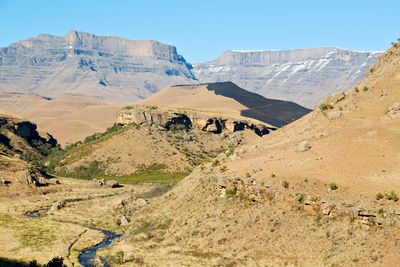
[118,215,129,226]
[330,92,345,103]
[298,140,310,152]
[105,180,120,188]
[206,122,219,133]
[20,170,39,186]
[51,200,66,211]
[387,102,400,116]
[38,177,47,185]
[0,177,7,185]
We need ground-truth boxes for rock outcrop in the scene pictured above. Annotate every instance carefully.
[117,106,275,136]
[0,30,196,103]
[193,48,381,108]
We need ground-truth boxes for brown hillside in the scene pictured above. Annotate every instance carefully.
[0,93,122,145]
[101,43,400,266]
[138,82,311,127]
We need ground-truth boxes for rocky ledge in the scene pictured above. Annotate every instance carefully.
[117,106,276,136]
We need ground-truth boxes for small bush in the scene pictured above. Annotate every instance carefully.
[319,103,334,111]
[212,159,220,167]
[245,172,251,178]
[363,86,369,92]
[386,191,399,201]
[220,166,227,173]
[329,183,338,191]
[376,192,384,200]
[295,193,304,203]
[354,87,359,92]
[227,186,237,196]
[271,173,276,178]
[282,180,289,189]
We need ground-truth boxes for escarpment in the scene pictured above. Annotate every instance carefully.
[117,106,276,136]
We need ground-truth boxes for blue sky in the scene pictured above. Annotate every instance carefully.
[0,0,398,62]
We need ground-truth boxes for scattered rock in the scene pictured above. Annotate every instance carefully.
[51,200,66,211]
[55,179,61,185]
[38,177,47,185]
[330,92,345,103]
[20,170,39,186]
[0,177,8,185]
[105,180,120,188]
[386,102,400,116]
[298,140,310,152]
[118,215,129,226]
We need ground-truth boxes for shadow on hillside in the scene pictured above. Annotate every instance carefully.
[0,258,29,267]
[205,82,312,127]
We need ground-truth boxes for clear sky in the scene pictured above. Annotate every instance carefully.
[0,0,399,63]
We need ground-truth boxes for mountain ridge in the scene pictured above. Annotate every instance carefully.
[193,47,381,108]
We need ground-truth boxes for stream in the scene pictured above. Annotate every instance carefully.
[24,208,122,267]
[78,229,122,267]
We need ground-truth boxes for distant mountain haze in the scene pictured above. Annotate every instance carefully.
[0,31,380,108]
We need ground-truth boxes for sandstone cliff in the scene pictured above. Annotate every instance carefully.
[117,106,276,137]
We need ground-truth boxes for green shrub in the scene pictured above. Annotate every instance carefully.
[376,192,384,200]
[282,180,289,189]
[295,193,304,202]
[354,87,359,92]
[319,103,334,111]
[363,86,369,92]
[386,191,399,201]
[329,183,338,190]
[227,186,237,196]
[212,159,220,167]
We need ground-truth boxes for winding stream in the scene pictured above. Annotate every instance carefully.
[78,229,122,267]
[24,208,121,267]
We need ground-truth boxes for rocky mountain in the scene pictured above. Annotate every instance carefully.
[0,30,197,103]
[138,82,311,127]
[193,47,381,108]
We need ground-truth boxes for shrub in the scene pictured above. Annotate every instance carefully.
[220,166,227,173]
[319,103,334,111]
[363,86,369,92]
[245,172,251,178]
[329,183,338,190]
[386,191,399,201]
[295,193,304,202]
[354,87,359,92]
[376,192,384,200]
[271,173,276,178]
[282,180,289,189]
[227,186,237,196]
[212,159,220,167]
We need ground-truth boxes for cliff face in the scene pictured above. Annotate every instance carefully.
[117,106,276,136]
[193,48,381,108]
[0,30,196,103]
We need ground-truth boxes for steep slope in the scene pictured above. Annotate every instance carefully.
[0,92,122,145]
[193,47,381,108]
[0,111,60,196]
[101,43,400,266]
[0,30,196,103]
[138,82,311,127]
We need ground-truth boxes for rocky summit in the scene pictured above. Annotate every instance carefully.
[0,30,196,103]
[193,47,381,108]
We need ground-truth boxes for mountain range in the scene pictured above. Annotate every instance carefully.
[0,30,381,107]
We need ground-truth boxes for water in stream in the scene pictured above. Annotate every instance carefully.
[78,229,122,267]
[24,208,121,267]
